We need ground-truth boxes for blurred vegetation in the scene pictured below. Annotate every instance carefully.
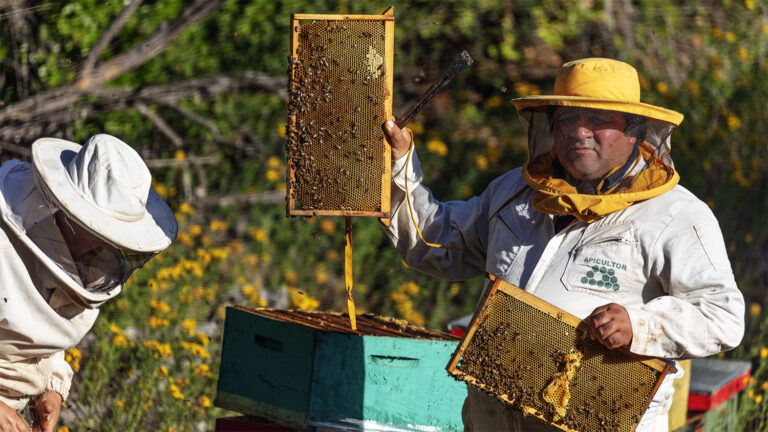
[1,0,767,430]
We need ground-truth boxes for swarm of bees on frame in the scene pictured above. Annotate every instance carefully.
[456,308,656,432]
[286,20,389,213]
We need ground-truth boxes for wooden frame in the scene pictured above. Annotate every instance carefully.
[286,8,394,224]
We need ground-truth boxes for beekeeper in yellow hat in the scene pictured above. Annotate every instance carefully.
[382,58,743,431]
[0,134,177,431]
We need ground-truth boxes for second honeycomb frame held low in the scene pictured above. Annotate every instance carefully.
[447,276,676,432]
[286,8,394,221]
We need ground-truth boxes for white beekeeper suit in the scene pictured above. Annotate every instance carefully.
[384,58,744,431]
[0,134,177,415]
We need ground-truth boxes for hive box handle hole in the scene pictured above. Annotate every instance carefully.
[370,355,419,368]
[254,334,284,352]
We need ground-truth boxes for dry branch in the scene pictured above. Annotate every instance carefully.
[78,0,145,80]
[73,0,226,91]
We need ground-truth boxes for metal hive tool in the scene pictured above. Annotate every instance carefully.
[447,277,676,432]
[286,9,394,221]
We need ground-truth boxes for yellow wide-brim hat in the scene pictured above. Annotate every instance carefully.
[511,58,683,126]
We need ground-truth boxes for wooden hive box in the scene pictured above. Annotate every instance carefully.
[215,307,468,431]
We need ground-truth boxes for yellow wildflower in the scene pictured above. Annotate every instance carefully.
[475,155,489,171]
[181,341,211,359]
[174,150,186,161]
[249,228,267,243]
[738,46,748,62]
[245,253,259,266]
[179,202,195,215]
[169,384,185,400]
[112,334,128,347]
[150,299,171,314]
[211,247,230,260]
[319,219,336,234]
[315,271,328,284]
[198,394,212,408]
[189,224,203,237]
[209,219,227,233]
[57,427,70,432]
[750,302,761,317]
[426,139,448,156]
[745,0,755,9]
[390,291,408,304]
[761,347,768,359]
[65,348,82,373]
[177,232,193,247]
[148,316,170,329]
[284,270,298,285]
[725,32,735,43]
[182,319,196,337]
[655,82,669,96]
[109,323,123,335]
[514,81,541,97]
[400,281,420,296]
[143,340,173,358]
[756,395,763,404]
[727,115,742,131]
[485,95,503,108]
[158,366,169,377]
[266,169,282,181]
[154,183,169,199]
[197,333,210,346]
[267,156,282,169]
[327,250,339,262]
[193,363,212,377]
[409,122,424,135]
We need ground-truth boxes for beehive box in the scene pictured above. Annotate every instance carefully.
[447,278,676,432]
[286,9,394,220]
[215,307,467,431]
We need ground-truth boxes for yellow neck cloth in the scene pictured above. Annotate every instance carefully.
[522,143,679,223]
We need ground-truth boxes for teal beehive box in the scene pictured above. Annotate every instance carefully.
[215,307,467,431]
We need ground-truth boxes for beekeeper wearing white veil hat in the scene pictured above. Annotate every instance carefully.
[0,134,177,431]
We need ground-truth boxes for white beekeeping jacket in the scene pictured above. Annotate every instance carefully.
[0,161,101,406]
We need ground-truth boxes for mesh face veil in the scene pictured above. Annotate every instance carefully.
[521,106,677,195]
[27,184,158,294]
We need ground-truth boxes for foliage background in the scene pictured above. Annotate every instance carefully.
[1,0,766,430]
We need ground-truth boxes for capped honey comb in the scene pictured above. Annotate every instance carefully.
[286,10,394,219]
[447,277,676,432]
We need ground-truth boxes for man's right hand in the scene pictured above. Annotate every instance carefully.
[382,118,413,161]
[0,400,29,432]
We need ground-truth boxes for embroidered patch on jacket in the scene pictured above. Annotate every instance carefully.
[579,259,627,292]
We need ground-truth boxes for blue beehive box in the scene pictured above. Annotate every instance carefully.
[215,307,467,431]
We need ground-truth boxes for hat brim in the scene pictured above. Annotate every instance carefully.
[511,96,684,126]
[32,137,178,253]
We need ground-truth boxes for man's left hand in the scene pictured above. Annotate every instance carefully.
[32,391,62,432]
[587,303,633,349]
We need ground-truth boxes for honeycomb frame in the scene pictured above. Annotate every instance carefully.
[447,277,676,432]
[286,9,394,222]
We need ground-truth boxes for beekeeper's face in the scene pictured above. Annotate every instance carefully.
[553,107,637,181]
